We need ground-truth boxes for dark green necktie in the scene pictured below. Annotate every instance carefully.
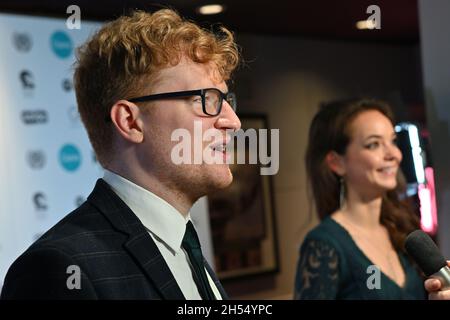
[182,221,216,300]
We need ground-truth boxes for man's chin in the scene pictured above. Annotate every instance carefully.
[210,165,233,189]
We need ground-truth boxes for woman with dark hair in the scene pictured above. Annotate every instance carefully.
[294,98,426,299]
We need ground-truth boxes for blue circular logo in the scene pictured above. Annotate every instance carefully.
[59,144,81,172]
[50,31,72,59]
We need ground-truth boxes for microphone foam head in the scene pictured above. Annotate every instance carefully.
[405,229,446,276]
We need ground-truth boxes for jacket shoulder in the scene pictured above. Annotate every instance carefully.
[31,201,120,254]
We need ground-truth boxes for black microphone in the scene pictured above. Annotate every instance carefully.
[405,230,450,290]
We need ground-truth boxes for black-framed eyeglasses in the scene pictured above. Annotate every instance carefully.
[128,87,237,117]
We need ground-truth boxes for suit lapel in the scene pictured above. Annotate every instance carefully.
[204,259,228,299]
[87,179,185,300]
[124,231,186,299]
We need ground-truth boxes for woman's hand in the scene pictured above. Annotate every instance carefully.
[425,261,450,300]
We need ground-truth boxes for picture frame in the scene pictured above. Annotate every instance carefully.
[207,114,279,280]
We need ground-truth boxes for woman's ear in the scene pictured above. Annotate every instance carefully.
[325,151,345,176]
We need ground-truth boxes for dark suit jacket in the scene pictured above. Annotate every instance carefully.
[0,179,228,300]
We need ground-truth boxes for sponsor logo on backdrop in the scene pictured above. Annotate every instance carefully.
[59,144,81,172]
[50,31,73,59]
[68,106,81,127]
[62,78,72,92]
[75,196,85,207]
[19,70,35,89]
[33,192,48,211]
[33,233,44,241]
[27,150,46,169]
[21,110,48,125]
[12,32,32,52]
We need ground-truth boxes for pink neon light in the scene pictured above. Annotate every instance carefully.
[418,167,438,235]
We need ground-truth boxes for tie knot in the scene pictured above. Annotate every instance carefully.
[182,221,201,250]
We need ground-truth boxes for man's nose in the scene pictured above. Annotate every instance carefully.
[215,101,241,131]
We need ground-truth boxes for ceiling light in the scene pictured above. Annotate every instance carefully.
[356,20,378,30]
[197,4,224,15]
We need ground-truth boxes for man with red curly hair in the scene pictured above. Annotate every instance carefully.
[1,9,241,300]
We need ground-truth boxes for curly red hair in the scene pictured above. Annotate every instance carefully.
[74,9,240,166]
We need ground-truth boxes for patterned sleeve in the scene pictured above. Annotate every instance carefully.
[294,238,340,300]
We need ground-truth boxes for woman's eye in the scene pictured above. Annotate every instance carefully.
[366,142,379,149]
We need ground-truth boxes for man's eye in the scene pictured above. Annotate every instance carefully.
[192,97,202,103]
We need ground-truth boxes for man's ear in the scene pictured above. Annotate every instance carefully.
[109,100,144,143]
[325,151,346,176]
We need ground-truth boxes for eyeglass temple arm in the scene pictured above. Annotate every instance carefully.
[128,89,203,103]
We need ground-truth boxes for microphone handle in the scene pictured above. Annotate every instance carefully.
[431,266,450,290]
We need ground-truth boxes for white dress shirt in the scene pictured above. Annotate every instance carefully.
[103,169,222,300]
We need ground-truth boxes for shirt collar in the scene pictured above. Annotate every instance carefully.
[103,169,189,254]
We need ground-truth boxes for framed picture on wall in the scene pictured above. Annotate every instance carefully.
[207,114,279,280]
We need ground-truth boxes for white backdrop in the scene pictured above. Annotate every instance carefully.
[0,13,213,292]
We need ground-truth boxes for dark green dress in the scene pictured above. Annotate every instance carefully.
[294,217,426,299]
